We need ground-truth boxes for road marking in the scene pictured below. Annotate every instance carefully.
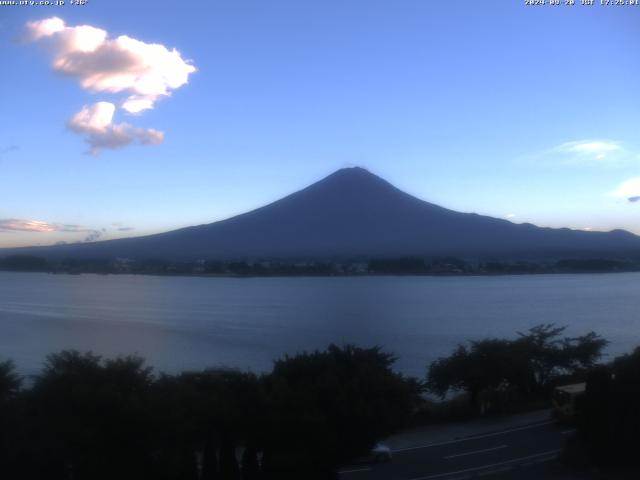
[338,467,371,474]
[405,449,560,480]
[477,465,512,476]
[444,444,507,459]
[562,429,576,435]
[393,420,554,453]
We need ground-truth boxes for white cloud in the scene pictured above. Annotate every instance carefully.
[525,139,634,167]
[561,141,620,155]
[23,17,195,153]
[608,177,640,203]
[25,17,196,113]
[68,102,164,155]
[553,140,622,163]
[24,16,65,41]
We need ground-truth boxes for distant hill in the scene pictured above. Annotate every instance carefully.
[3,167,640,261]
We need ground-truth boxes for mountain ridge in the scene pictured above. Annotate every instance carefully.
[3,167,640,261]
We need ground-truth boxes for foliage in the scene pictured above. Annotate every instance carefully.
[0,345,421,479]
[0,360,22,475]
[0,360,21,402]
[150,368,264,480]
[515,324,607,393]
[427,324,607,412]
[0,255,50,272]
[555,258,632,273]
[579,348,640,468]
[262,344,423,478]
[427,339,525,412]
[21,351,156,480]
[368,258,429,274]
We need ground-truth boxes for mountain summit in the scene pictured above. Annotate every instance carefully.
[4,167,640,260]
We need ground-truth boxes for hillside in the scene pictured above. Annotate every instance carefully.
[3,167,640,260]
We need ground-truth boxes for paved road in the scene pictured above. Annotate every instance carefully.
[339,418,574,480]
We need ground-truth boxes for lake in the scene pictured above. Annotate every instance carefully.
[1,272,639,378]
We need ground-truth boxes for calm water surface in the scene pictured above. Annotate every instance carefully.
[1,272,639,377]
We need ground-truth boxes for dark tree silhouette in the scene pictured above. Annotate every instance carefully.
[580,365,613,465]
[577,347,640,469]
[515,324,607,395]
[427,325,607,412]
[0,255,49,272]
[21,351,156,480]
[0,360,21,402]
[262,344,423,478]
[427,339,527,413]
[0,360,22,474]
[0,345,421,479]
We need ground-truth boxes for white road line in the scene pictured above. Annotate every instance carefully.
[338,467,371,474]
[393,421,554,453]
[443,444,507,459]
[562,429,576,435]
[477,466,513,477]
[406,449,561,480]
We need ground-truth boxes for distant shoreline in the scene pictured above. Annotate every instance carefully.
[2,254,639,278]
[2,269,639,279]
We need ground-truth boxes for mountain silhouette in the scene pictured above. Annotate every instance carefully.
[3,167,640,260]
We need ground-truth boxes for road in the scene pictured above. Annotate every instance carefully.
[339,418,575,480]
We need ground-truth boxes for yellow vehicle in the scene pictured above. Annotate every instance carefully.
[552,383,585,423]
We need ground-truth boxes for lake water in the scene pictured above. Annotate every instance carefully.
[1,272,639,378]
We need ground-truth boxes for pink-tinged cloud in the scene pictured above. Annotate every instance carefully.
[23,17,195,153]
[0,218,105,234]
[24,17,196,113]
[25,17,196,113]
[0,219,134,243]
[0,219,58,233]
[68,102,163,155]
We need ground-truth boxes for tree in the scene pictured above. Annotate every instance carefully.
[515,324,607,395]
[262,344,423,478]
[148,373,201,480]
[580,365,613,465]
[427,339,528,413]
[188,369,263,480]
[0,255,49,272]
[0,345,423,479]
[579,347,640,468]
[22,351,156,480]
[0,360,21,402]
[608,348,640,465]
[150,368,265,480]
[427,325,608,412]
[0,360,22,475]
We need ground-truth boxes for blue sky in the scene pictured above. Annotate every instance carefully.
[1,0,639,247]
